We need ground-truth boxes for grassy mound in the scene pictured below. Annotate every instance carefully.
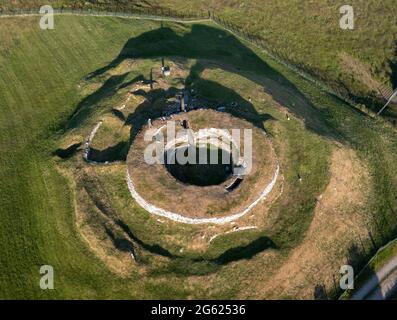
[0,14,396,299]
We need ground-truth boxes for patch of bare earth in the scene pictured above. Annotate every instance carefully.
[255,146,371,299]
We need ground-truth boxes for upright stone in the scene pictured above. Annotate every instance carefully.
[181,92,185,112]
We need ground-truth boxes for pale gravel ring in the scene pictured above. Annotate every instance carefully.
[125,128,281,225]
[125,164,279,225]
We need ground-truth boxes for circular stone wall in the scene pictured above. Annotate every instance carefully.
[165,145,233,186]
[126,109,280,224]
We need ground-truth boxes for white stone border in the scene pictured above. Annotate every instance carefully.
[163,128,242,170]
[126,164,279,225]
[83,121,103,163]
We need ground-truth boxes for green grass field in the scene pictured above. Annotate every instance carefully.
[2,0,396,116]
[155,0,397,113]
[0,15,179,299]
[0,13,396,299]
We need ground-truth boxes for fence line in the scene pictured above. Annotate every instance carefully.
[0,6,387,118]
[209,13,367,112]
[0,7,210,22]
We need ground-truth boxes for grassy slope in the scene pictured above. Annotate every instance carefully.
[0,15,191,299]
[1,1,397,110]
[0,14,396,299]
[159,0,397,98]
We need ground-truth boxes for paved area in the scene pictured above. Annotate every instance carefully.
[351,253,397,300]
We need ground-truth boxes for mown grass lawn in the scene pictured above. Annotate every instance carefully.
[0,15,188,299]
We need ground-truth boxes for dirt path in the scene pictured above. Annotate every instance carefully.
[253,147,370,299]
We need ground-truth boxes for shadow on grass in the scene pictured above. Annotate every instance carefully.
[89,141,129,162]
[81,172,176,258]
[124,77,272,146]
[64,74,144,130]
[213,236,276,264]
[73,23,340,140]
[81,162,277,267]
[125,86,179,142]
[150,235,276,276]
[104,226,136,254]
[53,142,82,159]
[111,108,126,121]
[115,219,176,258]
[314,284,328,300]
[65,23,354,276]
[117,215,276,272]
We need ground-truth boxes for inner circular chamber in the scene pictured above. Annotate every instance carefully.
[165,144,233,186]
